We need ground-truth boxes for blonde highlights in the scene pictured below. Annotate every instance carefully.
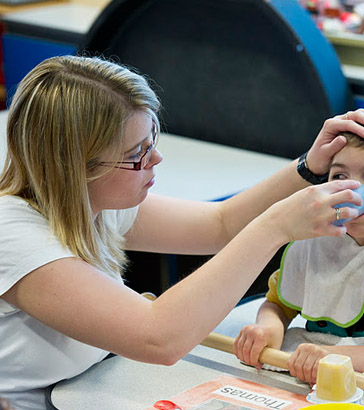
[0,55,160,276]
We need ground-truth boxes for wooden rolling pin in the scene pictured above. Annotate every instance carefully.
[141,292,364,390]
[201,332,364,390]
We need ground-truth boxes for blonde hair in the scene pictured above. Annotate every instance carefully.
[0,55,160,276]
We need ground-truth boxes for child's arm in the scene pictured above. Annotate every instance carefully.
[328,345,364,373]
[288,343,364,385]
[234,270,295,369]
[234,300,291,369]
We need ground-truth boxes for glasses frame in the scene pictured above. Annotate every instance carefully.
[99,122,158,171]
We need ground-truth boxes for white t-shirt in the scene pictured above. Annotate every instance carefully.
[0,196,138,410]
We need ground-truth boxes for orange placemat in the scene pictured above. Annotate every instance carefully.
[145,374,313,410]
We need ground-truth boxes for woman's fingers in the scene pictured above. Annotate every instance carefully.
[326,181,362,222]
[340,108,364,129]
[269,179,362,243]
[306,109,364,175]
[324,178,361,195]
[336,109,364,138]
[333,206,359,222]
[318,134,347,159]
[326,181,363,207]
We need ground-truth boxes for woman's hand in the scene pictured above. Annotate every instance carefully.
[234,324,281,369]
[265,179,362,243]
[307,109,364,176]
[288,343,330,385]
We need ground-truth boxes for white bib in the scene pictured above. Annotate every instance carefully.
[278,235,364,327]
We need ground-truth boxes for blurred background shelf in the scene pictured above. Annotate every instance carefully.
[327,31,364,66]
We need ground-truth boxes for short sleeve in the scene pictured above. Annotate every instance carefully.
[0,196,74,314]
[266,269,298,320]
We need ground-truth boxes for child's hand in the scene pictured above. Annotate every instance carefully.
[287,343,330,384]
[233,324,279,370]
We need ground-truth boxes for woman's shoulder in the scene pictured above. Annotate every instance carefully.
[0,194,70,252]
[0,194,28,206]
[0,195,47,226]
[0,194,38,212]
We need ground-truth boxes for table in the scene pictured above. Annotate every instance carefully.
[50,344,310,410]
[1,2,103,41]
[0,0,109,14]
[0,110,291,201]
[150,134,291,201]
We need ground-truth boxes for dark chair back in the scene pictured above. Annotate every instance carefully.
[80,0,354,158]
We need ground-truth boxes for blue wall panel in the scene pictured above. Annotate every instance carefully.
[2,34,76,104]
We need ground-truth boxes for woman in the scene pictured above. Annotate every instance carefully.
[0,55,362,409]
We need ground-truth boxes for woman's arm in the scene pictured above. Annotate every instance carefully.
[126,110,364,255]
[215,110,364,242]
[125,161,310,255]
[2,179,361,366]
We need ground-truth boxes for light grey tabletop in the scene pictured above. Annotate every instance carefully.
[51,344,310,410]
[1,3,102,34]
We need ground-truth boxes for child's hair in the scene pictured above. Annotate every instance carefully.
[342,131,364,149]
[0,55,160,276]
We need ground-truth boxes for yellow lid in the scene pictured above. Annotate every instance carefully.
[303,404,364,409]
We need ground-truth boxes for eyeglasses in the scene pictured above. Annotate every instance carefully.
[99,122,158,171]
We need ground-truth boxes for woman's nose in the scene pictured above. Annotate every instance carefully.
[148,148,163,168]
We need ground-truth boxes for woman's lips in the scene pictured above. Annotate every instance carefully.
[145,176,155,188]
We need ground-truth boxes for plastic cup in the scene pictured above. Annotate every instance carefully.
[306,354,363,405]
[316,354,357,402]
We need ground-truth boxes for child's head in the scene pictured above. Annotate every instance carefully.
[328,132,364,183]
[340,131,364,150]
[0,55,161,275]
[329,131,364,244]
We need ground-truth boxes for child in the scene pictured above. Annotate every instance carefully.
[234,132,364,385]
